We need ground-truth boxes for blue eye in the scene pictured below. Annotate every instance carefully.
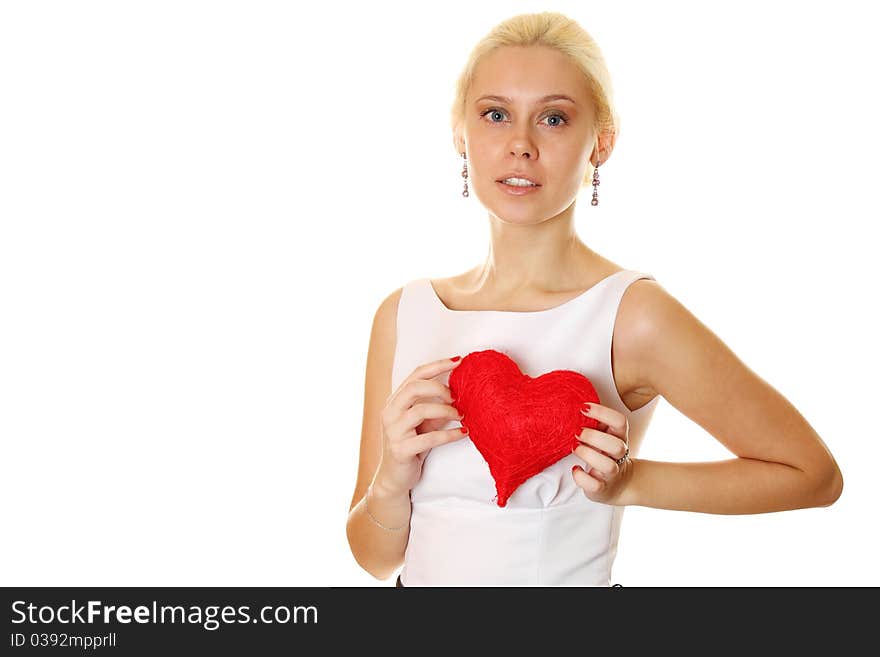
[480,108,568,127]
[484,109,505,123]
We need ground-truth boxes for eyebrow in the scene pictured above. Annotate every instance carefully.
[475,94,578,105]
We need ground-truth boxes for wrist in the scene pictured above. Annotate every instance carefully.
[365,479,412,533]
[371,476,411,502]
[618,457,641,507]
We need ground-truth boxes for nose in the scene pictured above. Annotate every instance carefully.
[509,130,536,159]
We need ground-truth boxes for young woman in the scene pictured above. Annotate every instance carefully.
[345,11,843,587]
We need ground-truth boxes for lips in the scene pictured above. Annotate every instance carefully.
[496,180,541,195]
[496,173,541,186]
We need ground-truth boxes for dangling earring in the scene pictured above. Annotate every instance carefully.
[591,157,601,206]
[461,152,469,197]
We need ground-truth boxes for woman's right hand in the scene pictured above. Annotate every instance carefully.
[373,356,468,496]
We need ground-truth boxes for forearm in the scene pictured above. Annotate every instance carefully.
[622,456,832,514]
[346,482,412,580]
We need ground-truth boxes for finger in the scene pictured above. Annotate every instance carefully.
[575,426,628,462]
[400,426,470,458]
[401,356,463,391]
[572,443,620,478]
[394,401,462,434]
[389,379,455,415]
[571,464,603,493]
[582,402,627,439]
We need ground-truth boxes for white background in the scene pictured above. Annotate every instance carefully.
[1,0,877,586]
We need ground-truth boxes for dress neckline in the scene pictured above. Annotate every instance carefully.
[425,269,630,315]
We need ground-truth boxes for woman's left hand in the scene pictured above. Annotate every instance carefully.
[571,402,633,505]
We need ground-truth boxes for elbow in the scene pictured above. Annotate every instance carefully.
[346,517,397,582]
[349,550,396,583]
[347,546,386,582]
[814,465,844,508]
[345,519,373,578]
[349,552,387,582]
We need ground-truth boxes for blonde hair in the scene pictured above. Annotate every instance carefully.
[450,12,619,186]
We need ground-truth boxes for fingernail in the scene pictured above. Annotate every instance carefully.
[583,403,591,412]
[450,355,461,362]
[460,426,468,433]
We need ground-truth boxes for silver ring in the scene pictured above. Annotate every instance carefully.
[615,446,629,466]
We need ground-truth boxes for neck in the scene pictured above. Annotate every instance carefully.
[475,202,597,293]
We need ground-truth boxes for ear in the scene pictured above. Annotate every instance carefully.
[452,125,465,156]
[592,129,618,166]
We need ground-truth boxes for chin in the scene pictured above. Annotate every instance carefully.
[487,197,574,226]
[488,208,552,225]
[479,184,577,220]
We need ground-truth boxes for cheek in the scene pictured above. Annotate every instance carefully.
[556,146,590,172]
[542,154,589,190]
[559,154,592,188]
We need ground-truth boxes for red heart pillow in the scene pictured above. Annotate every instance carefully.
[448,349,602,507]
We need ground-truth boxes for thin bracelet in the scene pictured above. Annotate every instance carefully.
[364,485,409,532]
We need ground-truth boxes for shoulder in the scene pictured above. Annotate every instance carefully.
[371,285,405,339]
[363,285,405,422]
[610,276,679,399]
[614,275,715,396]
[617,276,673,338]
[376,285,404,318]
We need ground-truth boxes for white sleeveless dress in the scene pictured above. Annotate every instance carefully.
[391,270,661,586]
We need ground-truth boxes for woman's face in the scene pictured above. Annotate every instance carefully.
[461,45,597,225]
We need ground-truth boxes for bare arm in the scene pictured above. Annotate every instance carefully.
[615,280,844,514]
[346,287,410,580]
